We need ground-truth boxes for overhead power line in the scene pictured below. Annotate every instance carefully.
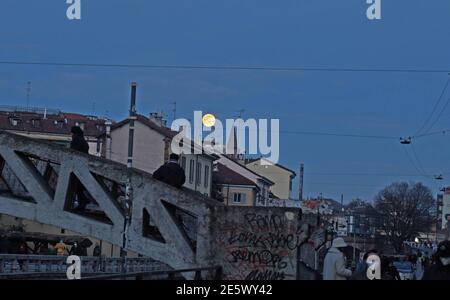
[307,172,433,177]
[277,130,398,140]
[413,129,450,139]
[402,147,430,180]
[423,97,450,134]
[414,75,450,136]
[0,60,450,74]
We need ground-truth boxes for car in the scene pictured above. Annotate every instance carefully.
[393,261,414,280]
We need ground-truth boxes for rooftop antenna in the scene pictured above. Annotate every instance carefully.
[235,109,245,119]
[172,101,177,122]
[26,81,31,111]
[92,101,96,116]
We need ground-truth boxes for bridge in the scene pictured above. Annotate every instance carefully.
[0,131,326,280]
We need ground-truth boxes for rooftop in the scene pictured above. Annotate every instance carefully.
[0,107,109,137]
[213,163,259,188]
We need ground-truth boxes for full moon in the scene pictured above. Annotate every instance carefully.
[202,113,216,127]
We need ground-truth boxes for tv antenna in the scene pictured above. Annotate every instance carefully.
[26,81,31,110]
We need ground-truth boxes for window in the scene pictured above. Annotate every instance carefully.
[289,180,293,191]
[9,117,21,126]
[31,119,41,127]
[189,160,195,183]
[75,122,85,130]
[231,193,246,204]
[196,162,202,186]
[181,156,186,171]
[54,120,64,128]
[204,165,210,188]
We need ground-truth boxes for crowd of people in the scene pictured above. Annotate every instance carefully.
[0,234,102,257]
[322,237,450,280]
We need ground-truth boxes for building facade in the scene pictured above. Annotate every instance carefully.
[212,163,260,206]
[105,114,216,197]
[245,158,296,200]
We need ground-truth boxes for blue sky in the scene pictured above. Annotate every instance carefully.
[1,0,450,202]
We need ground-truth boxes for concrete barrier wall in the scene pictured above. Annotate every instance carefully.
[212,207,311,280]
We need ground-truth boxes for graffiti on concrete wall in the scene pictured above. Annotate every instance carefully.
[215,208,311,280]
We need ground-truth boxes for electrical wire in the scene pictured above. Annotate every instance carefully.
[0,60,449,74]
[414,75,450,136]
[402,147,430,180]
[423,97,450,135]
[410,143,432,179]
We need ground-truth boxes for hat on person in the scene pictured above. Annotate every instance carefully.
[436,240,450,258]
[169,153,180,161]
[71,126,84,136]
[331,237,348,248]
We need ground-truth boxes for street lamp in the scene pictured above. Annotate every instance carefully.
[347,216,357,267]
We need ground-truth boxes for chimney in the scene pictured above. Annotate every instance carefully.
[105,120,112,160]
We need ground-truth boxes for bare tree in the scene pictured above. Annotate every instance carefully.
[374,182,435,253]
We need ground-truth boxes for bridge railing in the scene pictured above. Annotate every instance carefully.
[0,130,220,274]
[81,265,223,280]
[0,254,168,276]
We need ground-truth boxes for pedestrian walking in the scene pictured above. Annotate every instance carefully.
[422,240,450,280]
[323,237,352,280]
[93,243,101,257]
[415,251,424,280]
[351,249,378,280]
[54,239,67,256]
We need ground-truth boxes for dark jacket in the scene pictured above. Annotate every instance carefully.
[0,237,11,254]
[70,134,89,154]
[93,246,101,257]
[153,161,186,188]
[422,261,450,280]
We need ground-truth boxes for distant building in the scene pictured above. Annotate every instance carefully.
[213,154,274,206]
[0,105,107,156]
[441,188,450,230]
[437,188,450,241]
[345,203,380,238]
[102,113,216,197]
[213,163,260,206]
[245,157,296,200]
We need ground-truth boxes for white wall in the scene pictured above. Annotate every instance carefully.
[181,154,212,197]
[110,122,166,173]
[110,120,213,196]
[246,161,294,199]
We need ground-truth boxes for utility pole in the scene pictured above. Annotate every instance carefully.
[172,101,177,122]
[26,81,31,110]
[105,120,112,160]
[122,82,137,263]
[299,164,304,201]
[348,215,356,267]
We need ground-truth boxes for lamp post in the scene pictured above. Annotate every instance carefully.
[348,215,356,267]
